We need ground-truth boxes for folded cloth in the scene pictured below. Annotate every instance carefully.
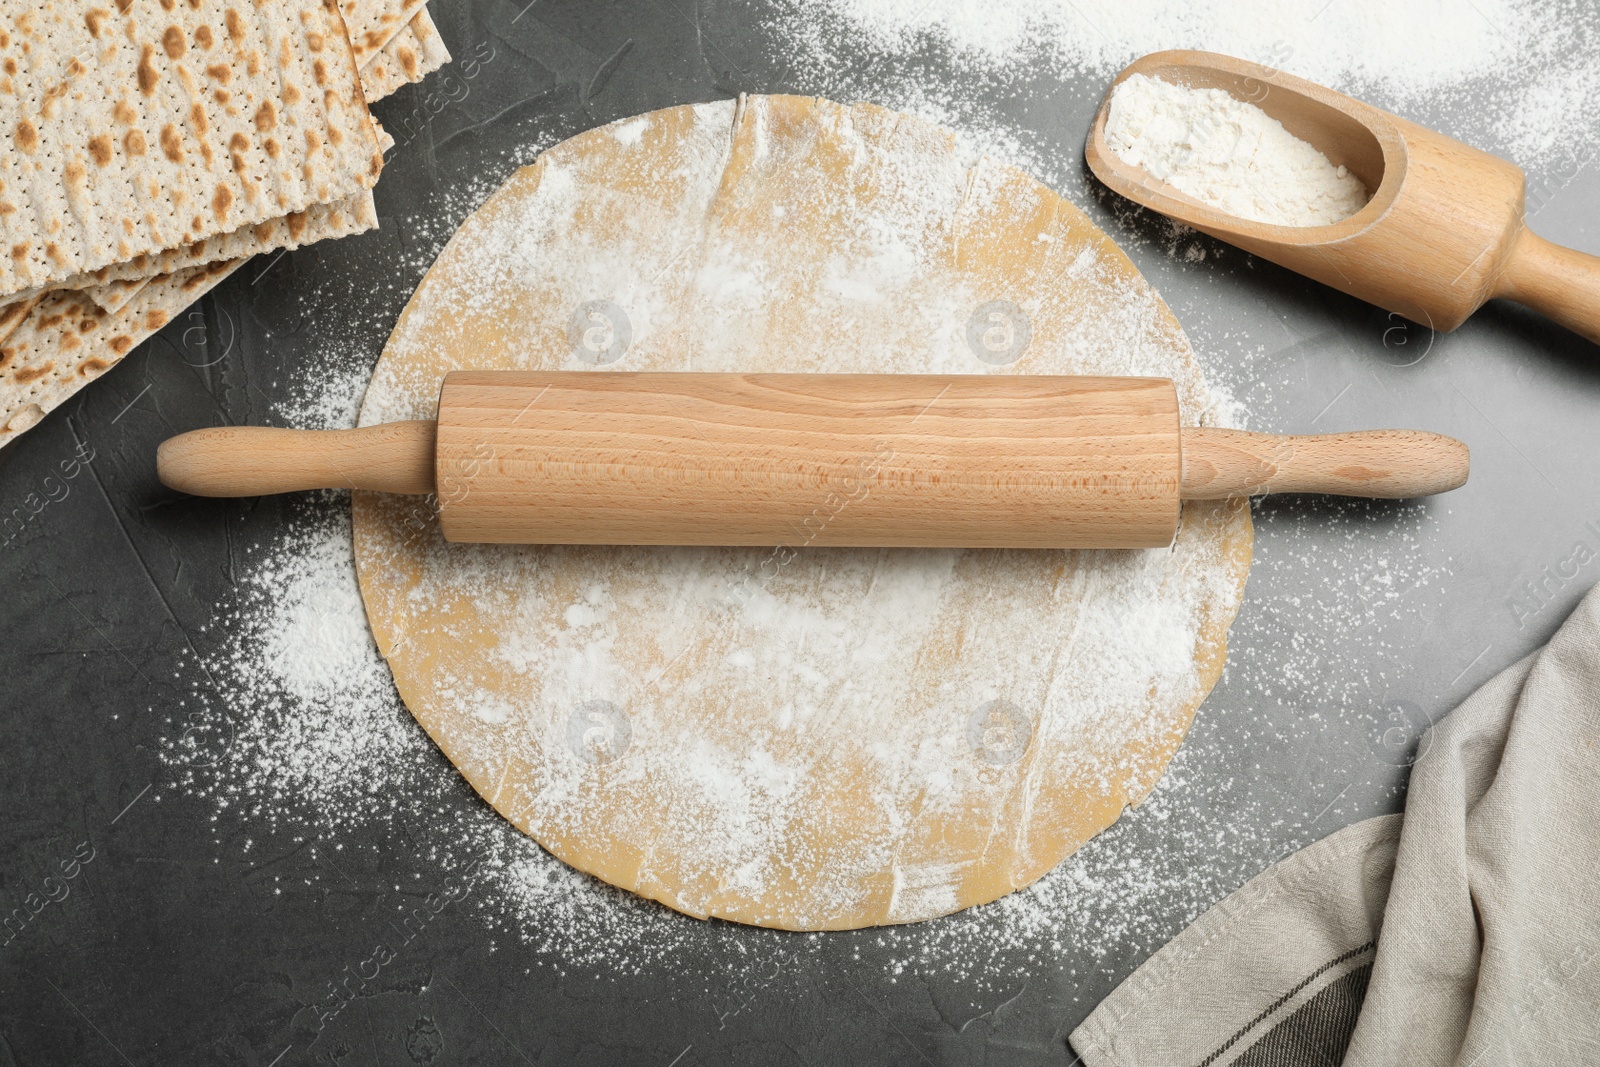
[1071,580,1600,1067]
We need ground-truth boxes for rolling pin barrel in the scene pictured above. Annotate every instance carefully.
[157,372,1469,549]
[435,372,1184,548]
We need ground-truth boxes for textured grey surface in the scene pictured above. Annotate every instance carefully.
[1,2,1597,1064]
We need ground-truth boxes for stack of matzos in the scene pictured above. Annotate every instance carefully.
[0,0,451,449]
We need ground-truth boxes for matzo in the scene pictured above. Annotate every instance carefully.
[10,187,379,304]
[0,258,242,446]
[0,0,382,299]
[75,124,392,312]
[83,275,150,315]
[360,7,450,103]
[0,296,39,346]
[341,0,426,65]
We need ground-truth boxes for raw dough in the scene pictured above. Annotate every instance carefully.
[353,95,1252,930]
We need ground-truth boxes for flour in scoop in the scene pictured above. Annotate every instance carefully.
[1104,73,1370,227]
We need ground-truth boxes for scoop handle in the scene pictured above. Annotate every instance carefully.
[1180,428,1469,499]
[1495,227,1600,345]
[157,422,436,497]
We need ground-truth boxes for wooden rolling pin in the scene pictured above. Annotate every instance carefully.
[157,372,1469,549]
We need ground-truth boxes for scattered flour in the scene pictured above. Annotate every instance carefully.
[350,96,1252,930]
[763,0,1600,220]
[1104,74,1370,227]
[158,477,1443,987]
[770,0,1574,119]
[153,1,1495,997]
[158,171,1447,1005]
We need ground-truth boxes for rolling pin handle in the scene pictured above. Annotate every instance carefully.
[157,422,437,498]
[1179,427,1469,500]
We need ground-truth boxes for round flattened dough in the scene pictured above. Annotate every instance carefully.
[354,95,1253,931]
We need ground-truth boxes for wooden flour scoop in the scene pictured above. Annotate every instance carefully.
[1086,50,1600,345]
[158,371,1467,549]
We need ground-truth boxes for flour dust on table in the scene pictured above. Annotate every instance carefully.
[766,0,1600,206]
[158,189,1451,1003]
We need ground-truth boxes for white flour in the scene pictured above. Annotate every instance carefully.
[158,484,1444,992]
[152,0,1501,991]
[352,96,1252,929]
[775,0,1519,101]
[766,0,1600,197]
[1104,74,1370,227]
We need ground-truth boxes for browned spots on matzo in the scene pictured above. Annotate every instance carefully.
[13,364,53,384]
[194,24,213,48]
[113,99,136,124]
[89,135,113,166]
[109,335,134,354]
[314,59,329,87]
[160,124,183,162]
[263,136,280,158]
[189,102,209,134]
[85,8,110,36]
[15,120,37,153]
[286,210,307,239]
[60,332,81,352]
[225,9,245,45]
[212,184,233,221]
[124,129,146,155]
[206,62,230,82]
[78,357,114,375]
[144,309,170,330]
[254,100,276,131]
[282,82,301,105]
[163,25,186,59]
[138,45,160,94]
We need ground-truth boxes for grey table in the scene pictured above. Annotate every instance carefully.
[3,3,1597,1063]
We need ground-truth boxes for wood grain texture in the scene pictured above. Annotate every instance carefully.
[1086,50,1600,343]
[158,421,435,497]
[1179,428,1469,499]
[1495,228,1600,345]
[160,372,1470,534]
[434,371,1183,549]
